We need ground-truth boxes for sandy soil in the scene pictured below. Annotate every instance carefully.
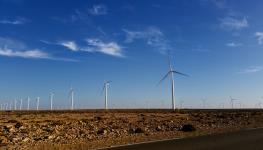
[1,109,263,149]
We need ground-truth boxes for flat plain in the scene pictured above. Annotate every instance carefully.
[1,109,263,149]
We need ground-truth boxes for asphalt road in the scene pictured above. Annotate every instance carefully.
[104,128,263,150]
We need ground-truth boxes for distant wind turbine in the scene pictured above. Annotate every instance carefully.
[201,98,207,109]
[103,81,111,110]
[27,97,30,110]
[36,97,40,110]
[179,100,184,109]
[9,102,12,110]
[230,96,237,109]
[69,87,74,110]
[5,103,8,110]
[158,56,189,110]
[20,98,23,110]
[14,99,17,110]
[50,92,54,110]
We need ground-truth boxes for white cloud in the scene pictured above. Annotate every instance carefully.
[58,39,124,57]
[0,18,27,25]
[0,47,50,59]
[239,66,263,74]
[0,37,76,61]
[84,39,123,57]
[58,41,78,51]
[220,17,248,30]
[123,27,170,54]
[255,32,263,45]
[226,42,243,47]
[89,4,108,16]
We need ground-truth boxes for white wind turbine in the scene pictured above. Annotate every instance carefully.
[9,102,12,110]
[158,57,189,110]
[27,97,30,110]
[20,98,23,110]
[102,81,111,110]
[69,87,74,110]
[14,99,17,110]
[5,103,8,110]
[230,96,237,109]
[50,92,54,110]
[36,97,40,110]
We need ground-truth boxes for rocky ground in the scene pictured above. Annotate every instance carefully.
[1,109,263,150]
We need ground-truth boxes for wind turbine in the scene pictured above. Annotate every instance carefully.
[5,103,8,110]
[179,100,184,109]
[103,81,111,110]
[20,98,23,110]
[219,102,225,109]
[158,57,189,110]
[201,98,207,109]
[9,102,12,110]
[36,97,40,110]
[69,87,74,110]
[230,96,237,109]
[50,92,54,110]
[14,99,17,110]
[27,97,30,110]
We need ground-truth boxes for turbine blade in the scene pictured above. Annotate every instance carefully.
[157,72,170,86]
[172,70,189,77]
[101,85,105,94]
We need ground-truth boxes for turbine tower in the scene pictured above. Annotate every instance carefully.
[50,92,54,110]
[69,87,74,110]
[103,81,111,110]
[14,99,17,110]
[230,96,237,109]
[27,97,30,110]
[158,56,189,110]
[36,97,40,110]
[20,98,23,110]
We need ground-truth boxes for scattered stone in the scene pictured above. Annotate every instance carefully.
[0,136,8,144]
[14,122,23,129]
[97,128,107,135]
[181,124,196,132]
[129,127,144,134]
[22,137,30,142]
[156,126,162,131]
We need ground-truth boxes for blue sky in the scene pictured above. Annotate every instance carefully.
[0,0,263,109]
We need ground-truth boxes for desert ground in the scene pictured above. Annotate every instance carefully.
[1,109,263,149]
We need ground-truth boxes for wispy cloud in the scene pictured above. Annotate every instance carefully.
[58,41,78,51]
[226,42,243,47]
[0,37,75,61]
[123,27,170,54]
[84,38,123,57]
[89,4,108,16]
[220,17,248,30]
[255,32,263,45]
[58,39,124,57]
[0,17,28,25]
[239,66,263,74]
[0,47,50,59]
